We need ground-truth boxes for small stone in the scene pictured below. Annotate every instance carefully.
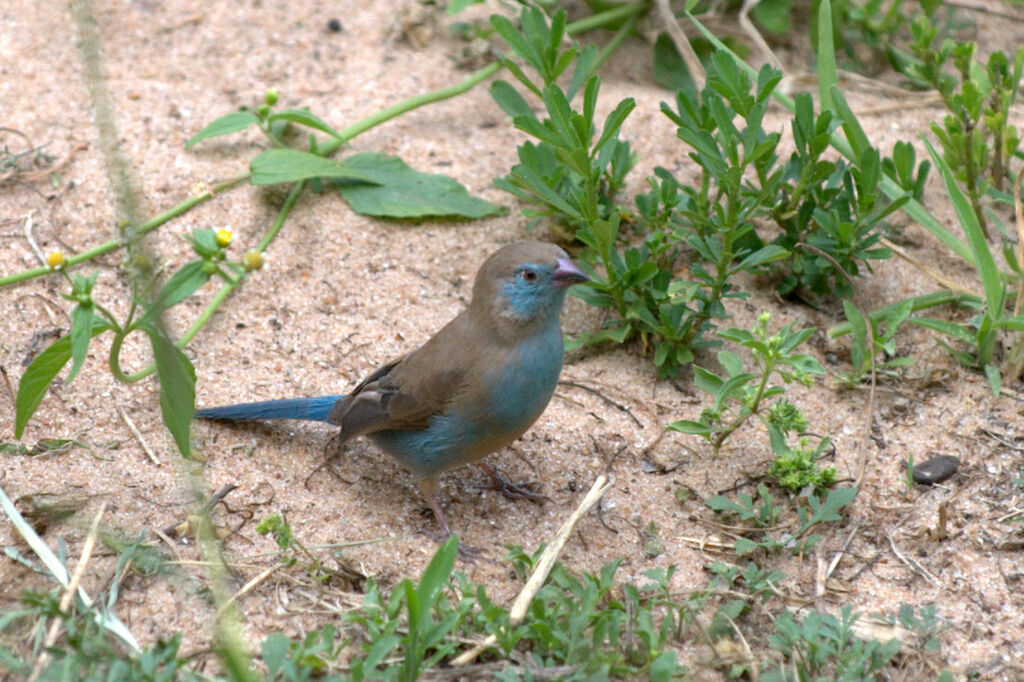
[326,18,342,32]
[911,454,960,485]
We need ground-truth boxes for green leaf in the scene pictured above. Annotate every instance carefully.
[667,419,714,435]
[734,536,760,556]
[268,109,344,140]
[828,290,967,338]
[842,300,868,373]
[335,152,504,218]
[417,535,457,606]
[145,260,211,322]
[16,319,110,438]
[66,304,95,384]
[145,327,196,457]
[923,138,1003,315]
[816,0,838,112]
[649,651,680,682]
[594,98,637,156]
[984,363,1001,396]
[830,85,871,160]
[489,80,535,120]
[735,244,788,271]
[249,148,382,186]
[447,0,482,14]
[653,32,697,93]
[751,0,792,34]
[185,111,261,148]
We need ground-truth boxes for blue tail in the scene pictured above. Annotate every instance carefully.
[194,395,343,423]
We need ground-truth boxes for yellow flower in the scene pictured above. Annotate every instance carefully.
[215,229,233,247]
[46,251,66,270]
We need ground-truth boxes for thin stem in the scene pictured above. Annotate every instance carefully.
[321,62,502,155]
[0,175,246,288]
[565,2,647,35]
[590,9,642,75]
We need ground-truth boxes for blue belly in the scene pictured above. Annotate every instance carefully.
[369,329,563,479]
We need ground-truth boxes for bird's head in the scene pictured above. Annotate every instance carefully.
[471,241,589,336]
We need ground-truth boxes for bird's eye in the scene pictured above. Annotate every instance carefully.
[520,269,538,283]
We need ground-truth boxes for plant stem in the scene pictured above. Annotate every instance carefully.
[0,175,246,288]
[565,2,647,35]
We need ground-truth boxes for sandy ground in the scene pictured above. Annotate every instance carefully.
[2,0,1024,678]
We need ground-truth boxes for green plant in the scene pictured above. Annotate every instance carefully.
[256,512,336,583]
[762,605,901,681]
[708,483,857,556]
[765,94,905,300]
[833,298,915,386]
[344,536,470,681]
[497,546,688,680]
[905,18,1024,237]
[768,437,837,494]
[669,313,825,455]
[907,139,1024,394]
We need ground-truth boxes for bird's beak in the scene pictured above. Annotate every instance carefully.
[553,257,589,288]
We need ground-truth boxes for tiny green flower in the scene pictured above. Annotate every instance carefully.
[264,89,279,106]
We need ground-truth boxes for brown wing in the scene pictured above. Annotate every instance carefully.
[326,312,486,439]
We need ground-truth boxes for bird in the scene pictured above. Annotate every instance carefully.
[195,241,589,537]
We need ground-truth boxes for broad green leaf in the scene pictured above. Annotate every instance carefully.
[268,109,344,140]
[66,304,95,384]
[249,148,381,186]
[16,319,110,437]
[145,327,196,458]
[335,153,505,218]
[185,111,261,148]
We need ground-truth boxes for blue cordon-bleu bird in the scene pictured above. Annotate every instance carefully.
[195,241,589,536]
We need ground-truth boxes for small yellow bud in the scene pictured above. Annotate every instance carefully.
[243,250,265,271]
[46,251,66,270]
[215,229,233,247]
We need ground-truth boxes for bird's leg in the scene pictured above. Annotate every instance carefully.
[476,462,549,503]
[417,477,484,560]
[417,476,452,536]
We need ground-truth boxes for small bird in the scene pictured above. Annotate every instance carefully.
[195,241,588,536]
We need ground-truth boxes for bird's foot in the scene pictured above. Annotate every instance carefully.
[475,465,549,503]
[420,529,485,562]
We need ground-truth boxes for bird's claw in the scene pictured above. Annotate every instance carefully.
[475,468,549,503]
